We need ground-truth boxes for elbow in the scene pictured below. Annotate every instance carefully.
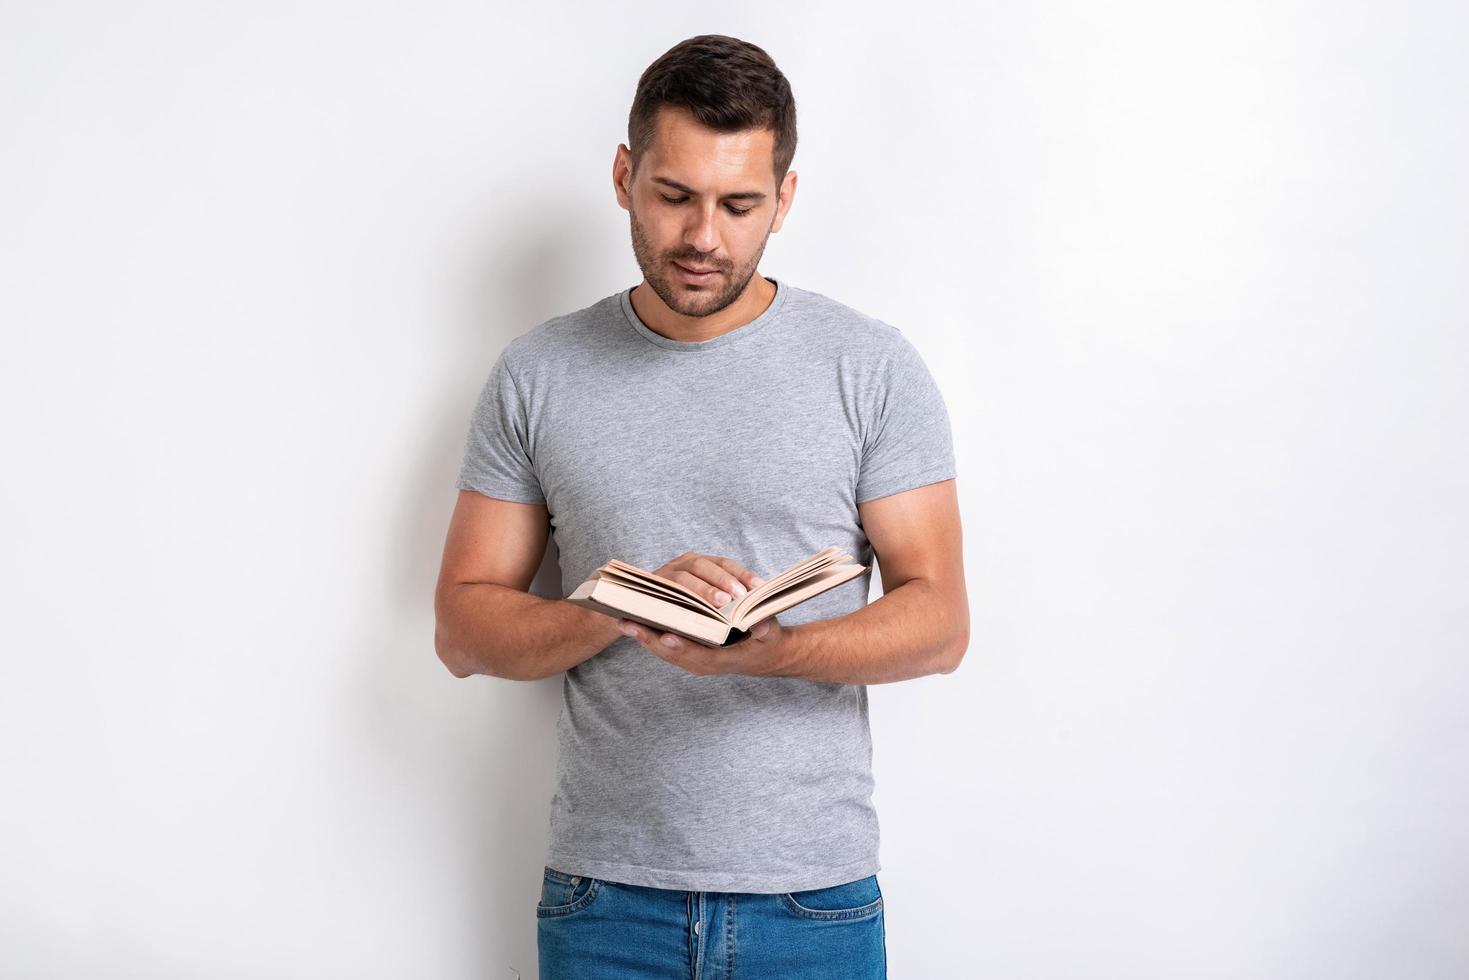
[917,581,970,676]
[936,625,970,675]
[435,587,495,679]
[435,617,523,681]
[434,621,476,679]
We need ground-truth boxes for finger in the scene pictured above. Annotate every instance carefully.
[667,569,724,607]
[673,564,736,607]
[708,555,769,593]
[713,555,766,591]
[620,619,686,651]
[693,556,762,601]
[694,556,747,596]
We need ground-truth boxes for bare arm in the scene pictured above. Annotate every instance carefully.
[770,478,969,684]
[434,490,622,681]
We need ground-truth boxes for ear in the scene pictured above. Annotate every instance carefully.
[770,169,798,233]
[613,145,634,212]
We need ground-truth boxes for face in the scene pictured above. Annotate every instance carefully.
[615,105,796,318]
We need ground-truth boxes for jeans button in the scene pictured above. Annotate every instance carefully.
[694,919,701,936]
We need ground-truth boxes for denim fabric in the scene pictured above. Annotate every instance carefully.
[536,865,887,979]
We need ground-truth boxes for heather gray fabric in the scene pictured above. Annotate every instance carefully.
[455,277,957,893]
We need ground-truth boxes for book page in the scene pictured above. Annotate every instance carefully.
[732,562,868,629]
[592,546,856,624]
[730,546,849,620]
[603,559,723,613]
[597,569,718,617]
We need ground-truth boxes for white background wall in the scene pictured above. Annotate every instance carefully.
[2,2,1465,977]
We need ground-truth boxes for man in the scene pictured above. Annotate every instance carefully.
[434,33,967,980]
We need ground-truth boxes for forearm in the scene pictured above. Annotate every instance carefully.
[770,579,966,685]
[436,583,624,681]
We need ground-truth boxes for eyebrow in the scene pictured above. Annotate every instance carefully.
[652,176,768,202]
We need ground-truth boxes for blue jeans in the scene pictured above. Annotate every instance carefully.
[536,865,887,979]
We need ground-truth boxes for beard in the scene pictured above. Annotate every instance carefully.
[628,205,772,318]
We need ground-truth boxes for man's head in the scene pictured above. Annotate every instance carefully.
[614,35,798,319]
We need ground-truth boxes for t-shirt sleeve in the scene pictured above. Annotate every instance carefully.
[455,352,547,505]
[855,336,958,504]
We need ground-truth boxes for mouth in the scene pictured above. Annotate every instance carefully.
[673,261,721,283]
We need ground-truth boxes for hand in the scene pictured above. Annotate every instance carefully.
[617,614,788,677]
[648,551,765,610]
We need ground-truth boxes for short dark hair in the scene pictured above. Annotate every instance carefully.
[627,34,798,187]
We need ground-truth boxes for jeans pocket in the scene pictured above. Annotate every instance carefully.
[779,874,884,921]
[536,866,604,919]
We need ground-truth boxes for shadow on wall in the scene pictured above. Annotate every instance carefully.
[355,221,605,978]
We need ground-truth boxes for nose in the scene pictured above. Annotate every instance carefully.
[684,204,721,256]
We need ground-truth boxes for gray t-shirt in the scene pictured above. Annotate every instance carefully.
[456,277,957,893]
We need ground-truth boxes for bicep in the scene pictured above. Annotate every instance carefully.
[436,489,551,605]
[857,478,966,605]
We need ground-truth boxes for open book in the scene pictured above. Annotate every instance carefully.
[566,546,868,648]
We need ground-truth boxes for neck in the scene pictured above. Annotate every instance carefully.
[630,274,776,344]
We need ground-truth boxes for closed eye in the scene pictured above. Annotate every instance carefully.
[659,194,753,216]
